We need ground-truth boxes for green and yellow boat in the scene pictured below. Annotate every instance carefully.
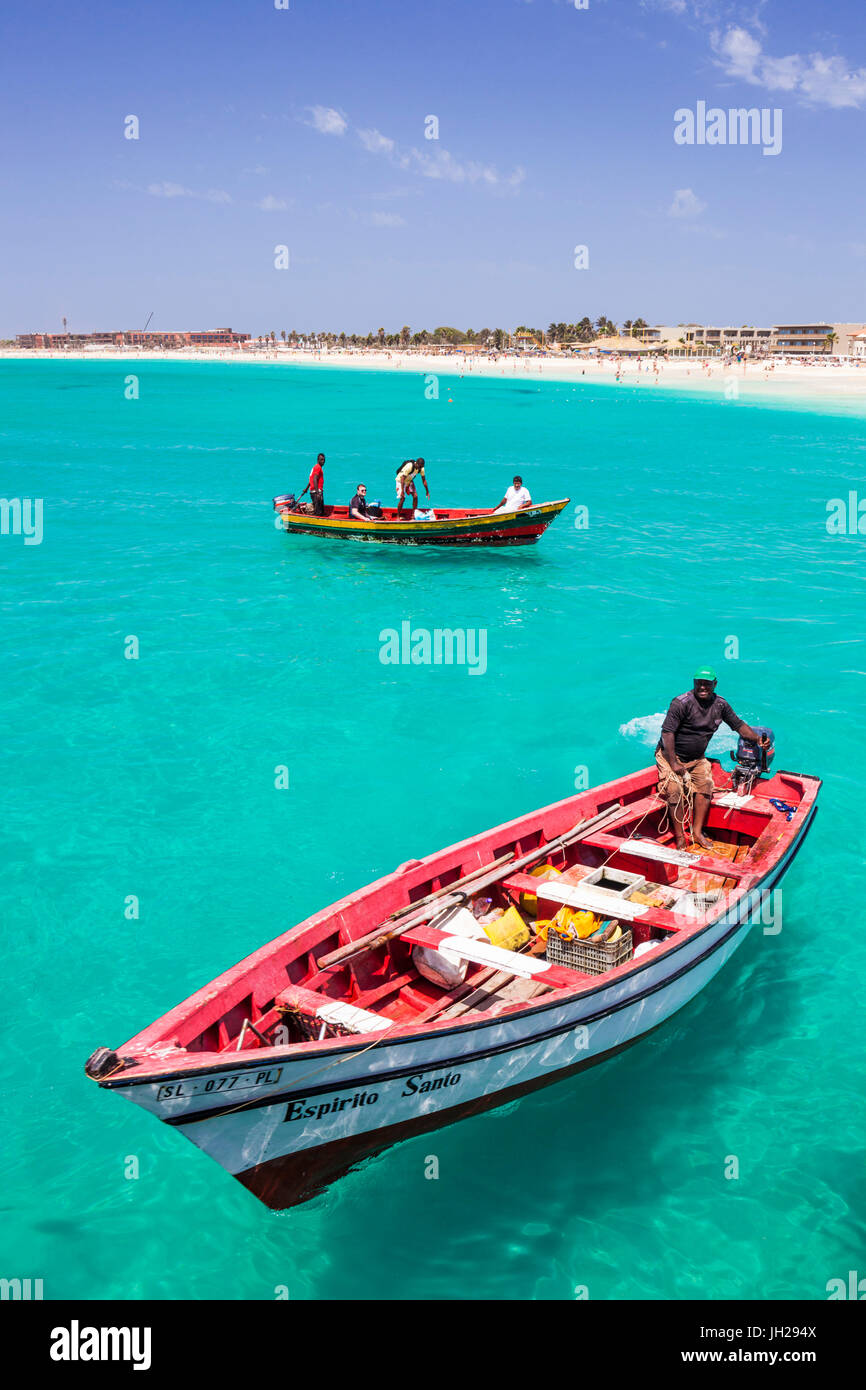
[272,498,570,547]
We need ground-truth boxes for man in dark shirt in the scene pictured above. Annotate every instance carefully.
[656,668,770,850]
[349,483,375,522]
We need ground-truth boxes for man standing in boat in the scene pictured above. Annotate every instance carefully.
[308,453,325,516]
[396,457,430,516]
[297,453,325,515]
[656,669,770,852]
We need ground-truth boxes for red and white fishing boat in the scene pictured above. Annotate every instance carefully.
[86,758,819,1210]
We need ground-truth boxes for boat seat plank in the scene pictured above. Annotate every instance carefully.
[276,985,393,1034]
[404,924,596,989]
[502,871,564,896]
[579,834,752,881]
[537,882,651,920]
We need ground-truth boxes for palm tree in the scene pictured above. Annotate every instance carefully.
[632,317,648,339]
[377,326,385,347]
[281,330,286,343]
[400,325,410,346]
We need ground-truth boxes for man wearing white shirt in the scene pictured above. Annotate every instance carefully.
[493,475,532,514]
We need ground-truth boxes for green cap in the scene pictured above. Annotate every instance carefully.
[693,667,717,682]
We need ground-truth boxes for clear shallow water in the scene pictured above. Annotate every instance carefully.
[1,359,864,1301]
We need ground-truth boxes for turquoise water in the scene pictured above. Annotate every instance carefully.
[2,359,864,1301]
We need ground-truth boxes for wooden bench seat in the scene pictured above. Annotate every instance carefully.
[578,833,752,881]
[403,923,596,989]
[276,985,393,1033]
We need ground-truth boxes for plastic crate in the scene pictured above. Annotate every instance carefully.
[545,926,633,975]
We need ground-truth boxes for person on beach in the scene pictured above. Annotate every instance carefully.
[349,483,376,522]
[656,669,770,851]
[493,475,532,514]
[396,457,429,516]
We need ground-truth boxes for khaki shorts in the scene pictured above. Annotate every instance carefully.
[655,750,714,803]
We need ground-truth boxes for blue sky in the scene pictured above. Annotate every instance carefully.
[2,0,865,335]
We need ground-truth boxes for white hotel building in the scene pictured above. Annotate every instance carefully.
[641,323,866,356]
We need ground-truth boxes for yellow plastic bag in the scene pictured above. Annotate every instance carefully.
[520,865,562,919]
[483,904,530,952]
[534,918,553,944]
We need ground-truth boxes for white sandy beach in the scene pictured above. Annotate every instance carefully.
[4,345,866,407]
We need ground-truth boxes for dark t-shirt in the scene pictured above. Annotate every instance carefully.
[349,493,369,516]
[658,691,742,761]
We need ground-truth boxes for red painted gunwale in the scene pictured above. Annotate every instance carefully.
[97,760,820,1089]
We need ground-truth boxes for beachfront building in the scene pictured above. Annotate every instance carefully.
[16,328,250,350]
[770,324,836,354]
[674,325,773,354]
[852,332,866,360]
[770,322,866,356]
[632,322,866,356]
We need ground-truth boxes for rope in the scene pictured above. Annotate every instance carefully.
[655,768,695,847]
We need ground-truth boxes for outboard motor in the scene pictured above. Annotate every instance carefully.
[730,726,774,793]
[273,493,297,512]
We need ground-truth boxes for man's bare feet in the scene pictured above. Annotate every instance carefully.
[692,833,714,851]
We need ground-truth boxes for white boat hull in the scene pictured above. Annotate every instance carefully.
[109,823,808,1206]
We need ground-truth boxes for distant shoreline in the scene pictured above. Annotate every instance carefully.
[3,346,866,408]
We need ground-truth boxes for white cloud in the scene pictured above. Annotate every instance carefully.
[367,211,407,227]
[669,187,706,218]
[360,130,524,189]
[256,195,288,211]
[358,128,396,155]
[711,25,866,108]
[147,181,189,198]
[712,26,762,81]
[306,105,348,136]
[147,182,232,204]
[308,111,522,190]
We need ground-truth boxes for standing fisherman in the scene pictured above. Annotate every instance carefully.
[656,668,770,851]
[395,456,430,517]
[298,453,326,515]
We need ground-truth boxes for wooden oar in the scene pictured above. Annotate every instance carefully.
[315,853,515,972]
[317,802,624,972]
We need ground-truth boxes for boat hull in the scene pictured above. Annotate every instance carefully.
[276,499,569,546]
[105,804,813,1209]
